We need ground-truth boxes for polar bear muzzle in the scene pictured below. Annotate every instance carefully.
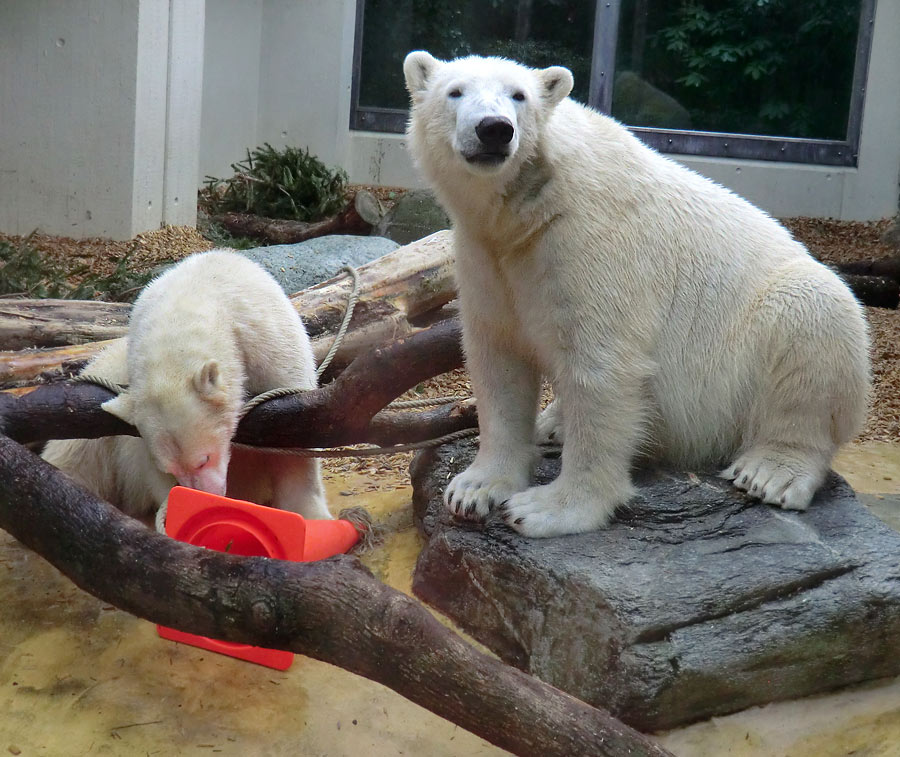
[469,116,514,164]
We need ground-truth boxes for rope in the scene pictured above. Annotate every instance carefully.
[155,499,168,535]
[231,426,478,458]
[71,374,128,394]
[337,506,383,553]
[385,395,465,409]
[315,265,360,379]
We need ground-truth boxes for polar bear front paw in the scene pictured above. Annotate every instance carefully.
[444,466,529,522]
[720,448,825,511]
[501,479,619,538]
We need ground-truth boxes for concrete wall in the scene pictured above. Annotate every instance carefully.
[0,0,204,239]
[198,0,357,183]
[198,0,263,181]
[1,1,896,240]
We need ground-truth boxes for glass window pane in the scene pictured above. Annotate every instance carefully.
[613,0,862,139]
[358,0,595,111]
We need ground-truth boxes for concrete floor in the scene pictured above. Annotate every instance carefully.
[2,444,900,756]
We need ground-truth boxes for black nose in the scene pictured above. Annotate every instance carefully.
[475,117,514,148]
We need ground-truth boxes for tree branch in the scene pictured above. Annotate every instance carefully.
[0,319,469,447]
[0,434,671,757]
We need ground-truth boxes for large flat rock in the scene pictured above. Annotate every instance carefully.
[410,440,900,731]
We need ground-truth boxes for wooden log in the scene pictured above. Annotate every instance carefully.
[0,299,131,351]
[838,273,899,309]
[0,434,672,757]
[0,231,456,388]
[0,318,469,446]
[831,258,900,282]
[219,190,384,244]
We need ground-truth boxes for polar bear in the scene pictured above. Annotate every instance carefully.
[42,250,331,521]
[403,51,870,538]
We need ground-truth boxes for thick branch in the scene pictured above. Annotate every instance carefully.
[0,435,670,757]
[0,319,468,446]
[838,273,899,309]
[0,299,131,351]
[219,190,383,244]
[235,318,467,448]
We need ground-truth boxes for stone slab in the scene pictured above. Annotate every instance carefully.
[410,440,900,731]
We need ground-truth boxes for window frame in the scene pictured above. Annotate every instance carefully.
[349,0,876,167]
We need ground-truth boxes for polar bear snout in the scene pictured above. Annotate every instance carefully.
[475,117,514,148]
[463,116,515,167]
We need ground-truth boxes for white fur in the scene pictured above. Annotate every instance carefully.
[42,251,330,521]
[404,51,871,538]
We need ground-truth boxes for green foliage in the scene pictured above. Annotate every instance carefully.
[619,0,862,139]
[0,235,155,302]
[195,210,258,251]
[359,0,594,109]
[201,143,348,222]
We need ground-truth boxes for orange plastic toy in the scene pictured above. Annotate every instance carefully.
[157,486,360,670]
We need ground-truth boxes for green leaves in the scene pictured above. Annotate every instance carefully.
[0,236,153,301]
[201,144,349,223]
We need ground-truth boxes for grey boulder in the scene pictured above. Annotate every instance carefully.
[240,235,399,294]
[374,190,451,245]
[411,440,900,731]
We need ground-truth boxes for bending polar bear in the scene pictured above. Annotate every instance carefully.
[403,51,870,538]
[43,251,330,521]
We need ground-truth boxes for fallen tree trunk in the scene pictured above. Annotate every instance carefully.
[0,434,671,757]
[219,190,384,244]
[0,318,470,446]
[0,231,456,387]
[832,257,900,281]
[838,273,899,309]
[0,299,131,351]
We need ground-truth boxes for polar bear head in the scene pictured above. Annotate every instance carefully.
[103,359,238,496]
[403,51,573,182]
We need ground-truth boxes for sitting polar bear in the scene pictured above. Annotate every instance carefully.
[403,51,870,538]
[42,251,331,522]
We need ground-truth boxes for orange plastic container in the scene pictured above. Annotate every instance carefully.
[157,486,360,670]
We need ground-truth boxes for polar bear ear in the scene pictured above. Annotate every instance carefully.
[404,51,441,96]
[193,360,228,405]
[538,66,574,107]
[102,392,134,424]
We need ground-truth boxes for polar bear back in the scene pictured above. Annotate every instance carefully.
[129,250,317,398]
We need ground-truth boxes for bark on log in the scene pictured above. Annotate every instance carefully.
[832,257,900,281]
[0,231,456,388]
[219,190,384,244]
[0,318,470,446]
[838,273,899,309]
[0,435,671,757]
[0,299,131,351]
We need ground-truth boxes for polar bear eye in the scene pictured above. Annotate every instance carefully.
[448,88,463,98]
[512,91,526,102]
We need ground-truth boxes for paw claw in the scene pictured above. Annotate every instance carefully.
[725,448,824,512]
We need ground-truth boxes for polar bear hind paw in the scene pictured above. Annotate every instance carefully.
[535,401,564,446]
[720,448,826,511]
[444,467,529,521]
